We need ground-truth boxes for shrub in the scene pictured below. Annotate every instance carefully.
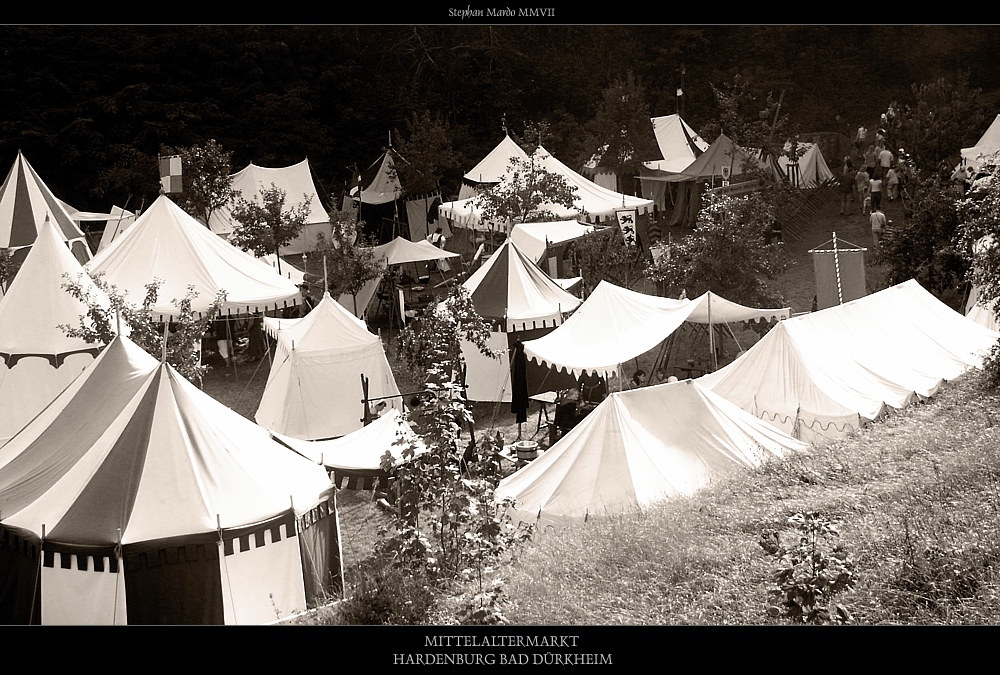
[337,562,436,625]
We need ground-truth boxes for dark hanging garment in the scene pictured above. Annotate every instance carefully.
[509,339,529,424]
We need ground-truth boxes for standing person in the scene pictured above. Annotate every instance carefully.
[855,165,871,215]
[864,144,877,177]
[885,166,899,202]
[426,227,448,274]
[839,157,855,216]
[297,282,315,318]
[869,172,884,211]
[870,205,887,255]
[877,143,894,179]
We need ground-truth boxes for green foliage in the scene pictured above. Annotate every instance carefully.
[765,512,856,624]
[337,560,436,625]
[0,248,21,293]
[60,273,224,385]
[229,182,312,259]
[472,153,581,231]
[957,161,1000,311]
[703,74,789,156]
[313,213,385,313]
[574,225,647,294]
[882,74,985,174]
[394,110,463,197]
[160,139,237,225]
[583,71,659,178]
[646,191,789,307]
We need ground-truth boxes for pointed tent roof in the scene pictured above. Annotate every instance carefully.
[350,149,403,206]
[0,216,112,445]
[961,113,1000,172]
[208,158,330,236]
[509,220,596,265]
[679,133,757,181]
[465,134,529,184]
[494,379,806,524]
[523,281,788,378]
[463,239,582,332]
[87,194,301,320]
[0,151,91,265]
[0,335,334,548]
[371,236,459,266]
[256,292,402,440]
[701,279,1000,443]
[644,114,710,173]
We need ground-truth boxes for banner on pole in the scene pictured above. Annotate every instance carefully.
[159,155,183,194]
[616,209,638,246]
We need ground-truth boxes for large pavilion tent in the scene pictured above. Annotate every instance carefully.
[494,378,807,526]
[461,239,583,402]
[522,280,788,379]
[458,134,530,200]
[0,216,112,446]
[86,194,301,321]
[700,280,1000,443]
[256,292,402,440]
[271,408,427,490]
[208,159,332,255]
[961,113,1000,173]
[0,151,91,266]
[438,146,654,233]
[0,335,342,625]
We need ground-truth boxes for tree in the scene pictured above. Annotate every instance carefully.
[394,110,464,198]
[159,139,237,226]
[703,74,789,158]
[314,212,385,316]
[646,191,789,309]
[472,154,580,232]
[60,273,224,386]
[882,74,985,175]
[229,183,312,268]
[582,71,659,183]
[956,155,1000,333]
[574,226,647,295]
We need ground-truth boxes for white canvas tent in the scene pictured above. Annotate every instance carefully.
[701,280,1000,443]
[0,151,91,266]
[779,142,835,188]
[256,292,402,440]
[961,114,1000,173]
[438,145,654,232]
[271,408,427,490]
[458,134,530,200]
[87,194,301,320]
[0,216,112,445]
[371,236,460,267]
[209,159,332,255]
[523,281,788,378]
[0,335,342,625]
[96,206,137,253]
[461,239,583,403]
[509,219,595,276]
[644,114,710,174]
[494,379,807,525]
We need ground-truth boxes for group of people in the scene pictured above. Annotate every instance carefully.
[840,141,904,218]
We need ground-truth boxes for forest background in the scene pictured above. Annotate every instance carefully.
[3,25,1000,216]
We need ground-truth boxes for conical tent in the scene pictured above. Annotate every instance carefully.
[87,194,301,320]
[0,335,342,624]
[0,216,111,445]
[961,113,1000,172]
[0,151,91,266]
[208,159,332,255]
[461,239,582,402]
[256,292,402,440]
[645,114,710,173]
[495,379,806,525]
[351,149,406,244]
[458,134,530,200]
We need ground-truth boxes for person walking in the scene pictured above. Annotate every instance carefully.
[839,157,855,216]
[870,206,887,259]
[869,172,884,211]
[886,166,899,202]
[855,165,871,215]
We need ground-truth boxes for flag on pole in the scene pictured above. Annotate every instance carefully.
[616,209,638,246]
[159,155,183,194]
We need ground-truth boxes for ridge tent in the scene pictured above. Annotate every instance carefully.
[522,280,788,379]
[458,134,530,200]
[0,216,113,446]
[208,159,333,255]
[0,335,342,625]
[87,194,301,321]
[494,378,807,525]
[256,292,402,440]
[700,280,1000,443]
[0,151,91,266]
[645,114,711,174]
[461,239,583,403]
[349,148,406,244]
[271,408,427,490]
[778,142,835,188]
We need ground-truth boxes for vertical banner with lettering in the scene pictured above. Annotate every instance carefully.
[159,155,183,194]
[616,209,637,246]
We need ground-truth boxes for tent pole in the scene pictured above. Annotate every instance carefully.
[708,293,717,372]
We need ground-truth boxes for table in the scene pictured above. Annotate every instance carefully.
[529,391,558,433]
